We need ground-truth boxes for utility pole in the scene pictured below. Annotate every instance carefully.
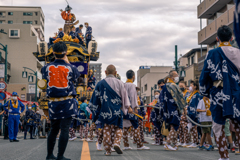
[175,45,178,72]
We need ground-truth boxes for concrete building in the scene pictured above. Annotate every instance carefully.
[89,63,102,83]
[198,0,236,49]
[0,6,44,101]
[137,66,150,89]
[179,48,207,86]
[137,66,172,104]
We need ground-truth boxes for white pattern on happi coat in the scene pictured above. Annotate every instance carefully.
[113,110,122,118]
[211,90,230,107]
[233,102,240,118]
[171,110,180,121]
[164,92,168,102]
[100,106,113,119]
[222,60,228,73]
[103,89,108,102]
[232,74,240,83]
[111,97,122,105]
[169,99,175,103]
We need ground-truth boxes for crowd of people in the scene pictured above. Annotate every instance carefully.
[48,22,92,48]
[1,23,240,160]
[0,96,48,141]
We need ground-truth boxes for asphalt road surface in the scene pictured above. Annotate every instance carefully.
[0,134,239,160]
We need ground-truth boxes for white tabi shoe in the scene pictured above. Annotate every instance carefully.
[183,143,192,148]
[111,148,116,152]
[69,137,77,141]
[113,144,123,154]
[130,137,133,140]
[79,138,85,141]
[137,146,150,150]
[177,142,183,147]
[86,138,93,142]
[187,143,197,148]
[97,143,102,151]
[123,146,133,150]
[218,158,229,160]
[164,144,176,151]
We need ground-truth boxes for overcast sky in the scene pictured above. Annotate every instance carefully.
[0,0,205,82]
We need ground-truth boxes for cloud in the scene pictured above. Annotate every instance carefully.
[0,0,203,83]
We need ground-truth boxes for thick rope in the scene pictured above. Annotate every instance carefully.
[138,105,212,127]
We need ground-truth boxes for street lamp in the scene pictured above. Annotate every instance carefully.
[22,67,38,105]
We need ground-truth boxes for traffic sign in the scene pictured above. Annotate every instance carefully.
[0,91,6,101]
[0,81,7,91]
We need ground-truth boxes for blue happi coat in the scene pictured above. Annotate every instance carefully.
[35,113,41,127]
[184,91,190,100]
[78,102,90,126]
[187,92,203,125]
[69,31,81,40]
[161,84,181,131]
[88,75,96,90]
[25,110,36,126]
[89,79,124,128]
[138,97,146,120]
[85,26,92,40]
[123,100,139,129]
[154,92,164,131]
[76,27,82,34]
[41,59,80,120]
[57,31,64,39]
[199,47,240,125]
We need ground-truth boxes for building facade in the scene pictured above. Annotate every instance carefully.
[89,63,102,83]
[198,0,236,49]
[179,48,207,86]
[0,6,45,101]
[137,66,172,104]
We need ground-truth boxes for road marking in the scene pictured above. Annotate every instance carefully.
[80,141,91,160]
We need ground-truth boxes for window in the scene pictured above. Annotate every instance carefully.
[8,20,13,24]
[0,12,2,16]
[0,20,4,24]
[144,84,147,91]
[10,30,18,36]
[9,29,20,38]
[188,57,190,66]
[191,56,194,64]
[23,21,32,24]
[8,12,13,15]
[35,12,38,16]
[21,94,25,101]
[23,12,33,16]
[35,20,38,24]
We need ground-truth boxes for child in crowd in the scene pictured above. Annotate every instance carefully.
[196,97,214,151]
[78,97,91,141]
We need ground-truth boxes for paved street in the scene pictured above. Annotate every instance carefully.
[0,134,239,160]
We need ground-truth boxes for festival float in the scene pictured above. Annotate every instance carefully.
[33,3,99,130]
